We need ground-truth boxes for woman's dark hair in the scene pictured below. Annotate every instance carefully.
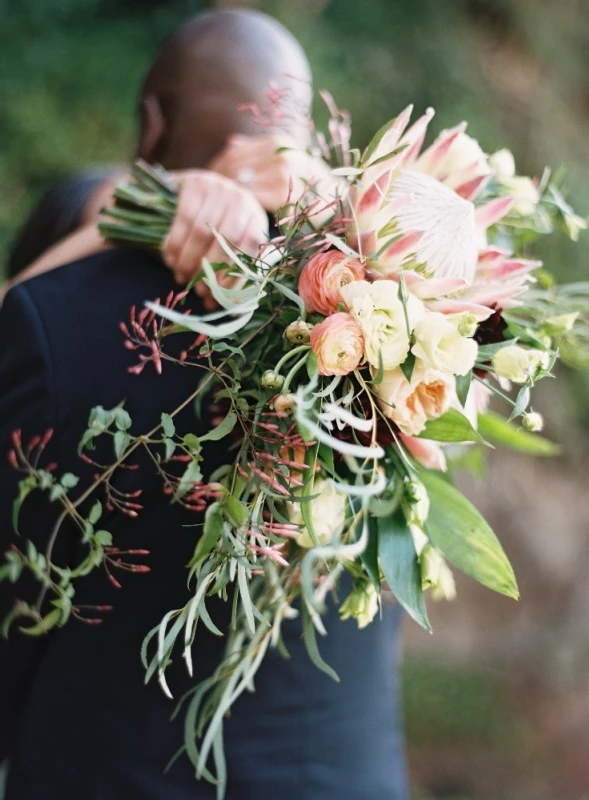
[7,168,118,280]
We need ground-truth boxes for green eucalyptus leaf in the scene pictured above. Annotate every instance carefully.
[60,472,80,489]
[183,433,201,452]
[379,511,431,631]
[420,470,519,599]
[88,500,102,525]
[175,459,204,501]
[114,430,131,459]
[222,495,247,528]
[360,515,380,588]
[95,530,113,546]
[161,413,175,438]
[189,503,224,567]
[301,603,339,682]
[509,386,531,421]
[114,408,132,431]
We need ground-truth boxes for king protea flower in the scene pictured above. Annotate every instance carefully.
[346,105,519,284]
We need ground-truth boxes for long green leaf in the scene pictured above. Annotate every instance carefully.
[420,471,519,599]
[378,511,431,631]
[301,603,339,682]
[477,411,558,455]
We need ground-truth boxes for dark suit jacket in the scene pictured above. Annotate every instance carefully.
[0,249,408,799]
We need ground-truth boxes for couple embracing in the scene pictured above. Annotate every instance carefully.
[0,10,408,800]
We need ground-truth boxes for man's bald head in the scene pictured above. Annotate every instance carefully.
[138,9,312,170]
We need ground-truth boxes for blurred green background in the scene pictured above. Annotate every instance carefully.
[2,1,589,798]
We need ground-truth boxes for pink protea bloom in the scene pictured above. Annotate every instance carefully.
[346,106,502,284]
[310,312,364,376]
[298,249,365,316]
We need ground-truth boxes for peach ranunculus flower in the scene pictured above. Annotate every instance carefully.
[298,250,365,316]
[310,312,364,376]
[377,360,454,436]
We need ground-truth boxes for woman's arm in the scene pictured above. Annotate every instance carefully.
[1,224,107,301]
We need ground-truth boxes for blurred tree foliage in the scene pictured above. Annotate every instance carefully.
[1,0,587,280]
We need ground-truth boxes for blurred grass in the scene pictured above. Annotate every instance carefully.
[402,658,510,746]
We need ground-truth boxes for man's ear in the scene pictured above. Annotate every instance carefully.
[137,94,166,162]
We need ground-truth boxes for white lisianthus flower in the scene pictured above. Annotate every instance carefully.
[503,176,540,216]
[339,582,379,629]
[420,544,457,601]
[341,279,425,370]
[447,312,478,338]
[489,148,516,180]
[544,312,578,336]
[492,345,550,384]
[408,523,456,601]
[522,411,544,432]
[377,360,454,436]
[412,312,478,376]
[287,478,348,548]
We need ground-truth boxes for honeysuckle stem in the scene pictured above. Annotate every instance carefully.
[274,345,310,374]
[281,354,311,393]
[473,373,516,408]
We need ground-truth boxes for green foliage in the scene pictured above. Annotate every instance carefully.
[420,470,519,599]
[379,510,431,631]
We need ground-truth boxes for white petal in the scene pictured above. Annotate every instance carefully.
[390,169,478,283]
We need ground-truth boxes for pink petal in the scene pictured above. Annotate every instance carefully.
[378,231,422,271]
[475,197,514,230]
[400,434,447,471]
[414,122,467,175]
[477,247,511,263]
[412,276,469,299]
[426,298,494,320]
[454,173,490,201]
[368,104,414,164]
[398,107,435,166]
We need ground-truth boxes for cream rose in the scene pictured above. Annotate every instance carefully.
[377,360,454,436]
[309,312,364,376]
[412,312,478,376]
[287,478,348,548]
[492,345,550,384]
[341,279,425,370]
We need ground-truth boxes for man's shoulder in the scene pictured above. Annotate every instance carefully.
[18,248,174,317]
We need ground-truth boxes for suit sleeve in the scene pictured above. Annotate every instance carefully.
[0,283,58,760]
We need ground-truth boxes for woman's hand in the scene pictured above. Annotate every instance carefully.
[163,170,269,288]
[207,133,337,213]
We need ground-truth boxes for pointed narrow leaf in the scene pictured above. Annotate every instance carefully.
[420,470,519,598]
[301,603,339,682]
[477,411,558,455]
[379,511,431,631]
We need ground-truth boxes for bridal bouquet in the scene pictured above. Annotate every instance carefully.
[3,99,587,795]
